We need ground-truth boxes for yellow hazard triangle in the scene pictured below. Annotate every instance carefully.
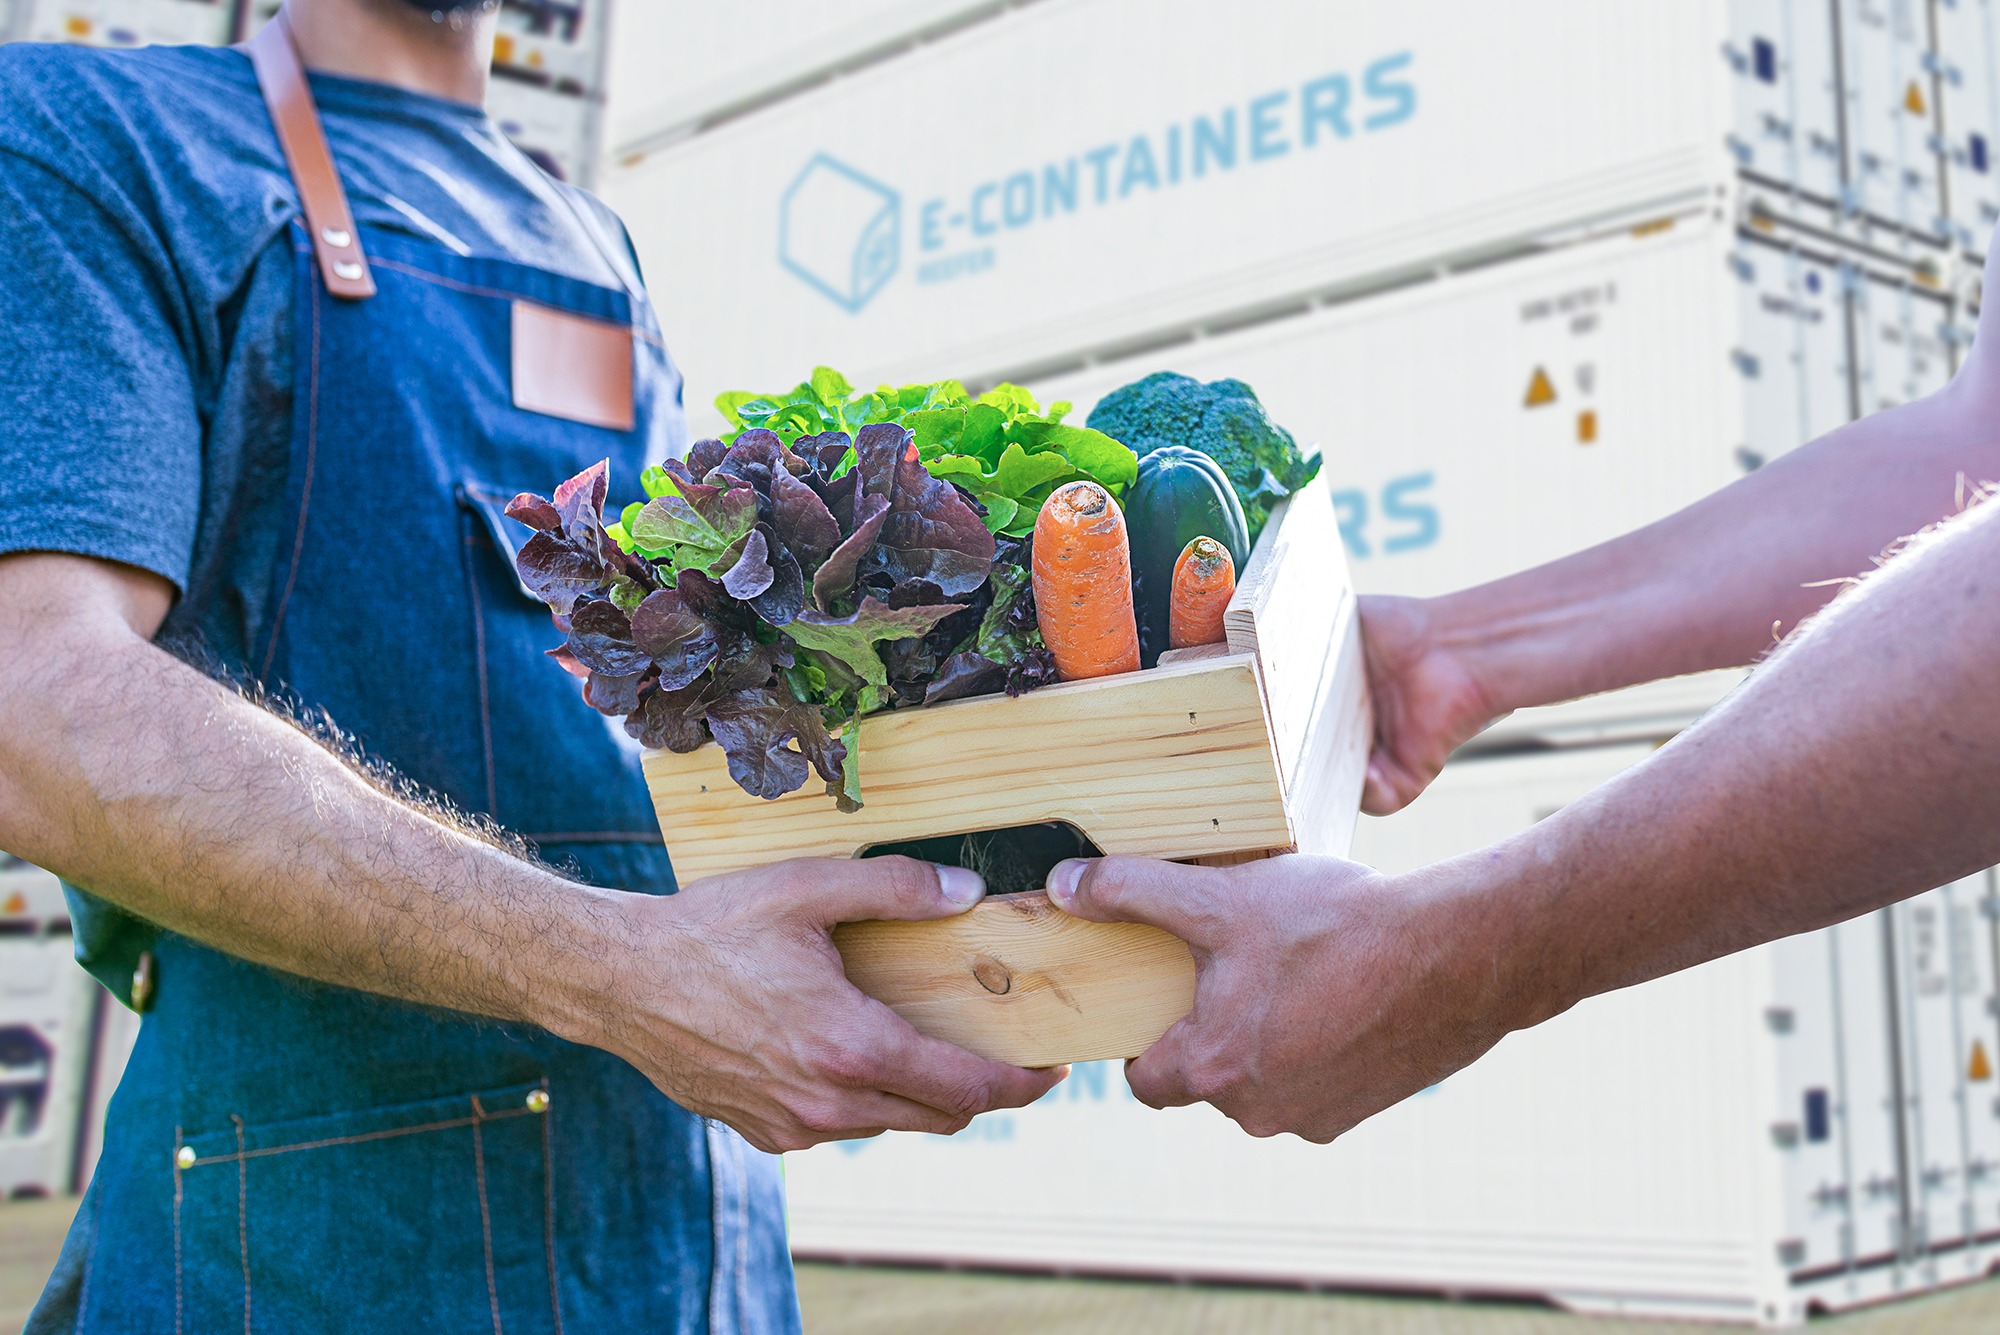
[1906,80,1928,116]
[1,891,23,914]
[1524,366,1557,407]
[1971,1040,1993,1082]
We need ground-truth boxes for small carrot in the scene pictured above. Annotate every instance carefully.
[1168,536,1235,650]
[1032,481,1140,680]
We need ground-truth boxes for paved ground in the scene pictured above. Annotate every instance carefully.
[10,1194,2000,1333]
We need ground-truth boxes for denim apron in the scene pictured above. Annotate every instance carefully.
[28,39,798,1335]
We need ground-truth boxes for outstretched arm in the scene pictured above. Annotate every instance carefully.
[1052,472,2000,1141]
[0,552,1059,1152]
[1362,256,2000,813]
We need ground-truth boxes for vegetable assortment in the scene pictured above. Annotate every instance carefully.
[509,363,1308,808]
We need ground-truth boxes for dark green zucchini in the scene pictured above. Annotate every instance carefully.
[1124,445,1252,668]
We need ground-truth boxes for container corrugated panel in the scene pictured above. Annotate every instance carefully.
[1020,219,1752,603]
[1884,875,2000,1281]
[1934,0,2000,257]
[785,743,1959,1325]
[604,0,1734,410]
[11,0,230,47]
[0,859,95,1199]
[484,0,611,187]
[605,0,1007,155]
[1836,0,1953,249]
[1731,0,1846,204]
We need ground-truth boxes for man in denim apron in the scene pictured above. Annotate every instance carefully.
[0,2,1059,1329]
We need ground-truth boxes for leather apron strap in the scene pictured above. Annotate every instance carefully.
[243,10,376,300]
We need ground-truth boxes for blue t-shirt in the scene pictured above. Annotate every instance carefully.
[0,39,647,669]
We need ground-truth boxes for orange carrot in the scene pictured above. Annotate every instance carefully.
[1032,481,1140,680]
[1168,536,1235,650]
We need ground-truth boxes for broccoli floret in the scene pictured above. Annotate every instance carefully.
[1084,372,1321,535]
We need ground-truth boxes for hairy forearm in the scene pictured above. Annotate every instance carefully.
[0,583,623,1035]
[1432,493,2000,1029]
[1428,372,2000,714]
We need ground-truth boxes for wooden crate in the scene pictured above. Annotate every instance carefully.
[642,474,1371,1066]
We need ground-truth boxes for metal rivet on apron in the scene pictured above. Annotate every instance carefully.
[526,1089,550,1113]
[131,949,155,1012]
[333,260,364,280]
[175,1145,196,1169]
[320,226,352,248]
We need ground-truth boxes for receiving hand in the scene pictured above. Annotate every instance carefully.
[1047,853,1537,1142]
[599,855,1066,1154]
[1356,594,1506,815]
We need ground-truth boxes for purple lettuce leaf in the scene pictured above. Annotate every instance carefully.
[874,436,996,596]
[629,588,720,689]
[504,493,562,531]
[924,652,1008,705]
[624,679,708,752]
[703,689,847,800]
[551,459,609,544]
[770,467,841,574]
[584,669,647,716]
[720,526,776,600]
[686,438,728,477]
[748,532,806,626]
[810,494,890,612]
[514,530,607,617]
[566,598,651,677]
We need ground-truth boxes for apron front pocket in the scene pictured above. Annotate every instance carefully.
[172,1080,562,1334]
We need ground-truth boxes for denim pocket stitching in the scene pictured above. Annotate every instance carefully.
[472,1095,504,1335]
[539,1078,566,1335]
[232,1114,251,1335]
[178,1104,537,1168]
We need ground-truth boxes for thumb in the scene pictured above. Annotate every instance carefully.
[1044,855,1221,949]
[754,854,986,927]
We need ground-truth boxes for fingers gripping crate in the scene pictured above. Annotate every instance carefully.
[642,476,1371,1066]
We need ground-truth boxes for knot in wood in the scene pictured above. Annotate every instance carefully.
[971,955,1013,995]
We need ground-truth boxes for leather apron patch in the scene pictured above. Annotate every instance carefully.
[511,300,635,431]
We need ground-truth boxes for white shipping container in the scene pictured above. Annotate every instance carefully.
[604,0,1005,154]
[1731,0,1846,205]
[1836,0,1949,240]
[1020,215,1960,608]
[0,858,96,1200]
[1935,0,2000,256]
[606,0,1738,408]
[787,743,1976,1324]
[7,0,230,47]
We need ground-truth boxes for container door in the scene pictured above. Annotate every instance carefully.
[1853,266,1961,405]
[1887,874,2000,1286]
[1933,0,2000,257]
[1769,914,1908,1300]
[1836,0,1951,246]
[1730,235,1856,468]
[1733,0,1849,205]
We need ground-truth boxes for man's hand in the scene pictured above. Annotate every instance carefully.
[580,856,1065,1154]
[1045,854,1544,1142]
[1356,595,1504,816]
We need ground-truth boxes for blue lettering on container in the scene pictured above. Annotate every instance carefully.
[1381,472,1439,553]
[1193,108,1238,176]
[1249,90,1291,160]
[1363,53,1416,130]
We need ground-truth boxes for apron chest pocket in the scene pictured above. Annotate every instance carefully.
[172,1081,562,1333]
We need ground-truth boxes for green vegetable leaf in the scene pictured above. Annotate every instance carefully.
[810,366,853,402]
[714,390,760,429]
[785,595,966,691]
[1039,425,1138,490]
[991,441,1079,497]
[627,476,758,572]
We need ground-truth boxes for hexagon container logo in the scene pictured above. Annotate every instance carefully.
[780,154,900,313]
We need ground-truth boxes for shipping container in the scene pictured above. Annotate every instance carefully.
[787,743,1980,1325]
[5,0,230,47]
[1017,214,1962,614]
[604,0,1008,156]
[1934,0,2000,257]
[0,857,96,1200]
[605,0,1739,409]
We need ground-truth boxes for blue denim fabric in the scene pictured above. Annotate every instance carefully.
[26,224,800,1334]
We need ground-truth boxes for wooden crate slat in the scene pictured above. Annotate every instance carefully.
[832,892,1196,1067]
[643,655,1291,885]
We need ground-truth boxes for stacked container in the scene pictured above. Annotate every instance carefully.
[595,0,2000,1323]
[0,857,99,1200]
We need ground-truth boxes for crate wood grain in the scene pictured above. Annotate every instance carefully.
[832,891,1195,1067]
[641,472,1369,1067]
